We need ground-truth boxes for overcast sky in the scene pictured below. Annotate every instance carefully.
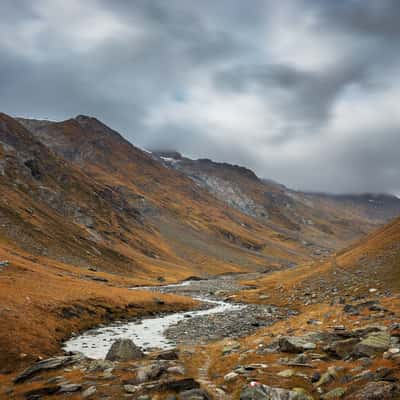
[1,0,400,194]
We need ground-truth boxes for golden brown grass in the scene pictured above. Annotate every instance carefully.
[0,243,197,374]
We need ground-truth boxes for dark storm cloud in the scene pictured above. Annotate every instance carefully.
[0,0,399,194]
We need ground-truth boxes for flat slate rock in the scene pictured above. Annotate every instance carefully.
[14,354,84,383]
[354,331,391,357]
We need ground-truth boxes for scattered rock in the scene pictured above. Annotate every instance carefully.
[222,341,241,355]
[277,369,295,378]
[160,378,201,392]
[105,338,144,361]
[58,383,82,393]
[178,389,211,400]
[354,331,391,357]
[351,381,400,400]
[224,371,239,382]
[314,366,338,387]
[167,365,185,375]
[324,338,359,359]
[240,382,312,399]
[14,354,84,383]
[278,336,316,353]
[137,362,164,383]
[86,359,115,372]
[154,349,179,360]
[23,385,60,399]
[82,386,97,398]
[137,396,151,400]
[321,387,346,399]
[124,384,139,394]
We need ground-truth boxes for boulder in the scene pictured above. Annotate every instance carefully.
[324,338,360,359]
[240,383,312,400]
[354,331,391,357]
[352,381,400,400]
[105,338,144,361]
[278,336,316,353]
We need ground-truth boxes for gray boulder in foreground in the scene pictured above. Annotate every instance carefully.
[105,338,144,361]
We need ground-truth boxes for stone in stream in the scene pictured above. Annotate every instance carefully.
[105,338,144,361]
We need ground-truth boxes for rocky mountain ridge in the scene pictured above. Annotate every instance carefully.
[152,150,400,253]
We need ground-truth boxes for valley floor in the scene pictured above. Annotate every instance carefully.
[1,257,400,399]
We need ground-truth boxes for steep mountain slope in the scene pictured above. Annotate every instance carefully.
[334,215,400,289]
[15,115,316,274]
[239,214,400,313]
[0,112,182,279]
[152,151,400,254]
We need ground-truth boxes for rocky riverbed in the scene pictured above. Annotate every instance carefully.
[64,273,292,357]
[5,272,400,399]
[165,304,292,345]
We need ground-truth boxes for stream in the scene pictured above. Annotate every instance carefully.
[63,274,288,359]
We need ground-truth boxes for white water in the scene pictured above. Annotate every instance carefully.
[63,296,243,359]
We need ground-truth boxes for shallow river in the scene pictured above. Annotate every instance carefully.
[63,282,243,359]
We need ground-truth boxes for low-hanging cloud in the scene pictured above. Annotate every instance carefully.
[1,0,399,194]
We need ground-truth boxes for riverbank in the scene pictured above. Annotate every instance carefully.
[63,273,293,358]
[0,246,197,374]
[3,257,400,399]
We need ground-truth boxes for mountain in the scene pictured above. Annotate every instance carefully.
[152,150,400,254]
[2,112,400,380]
[15,115,315,276]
